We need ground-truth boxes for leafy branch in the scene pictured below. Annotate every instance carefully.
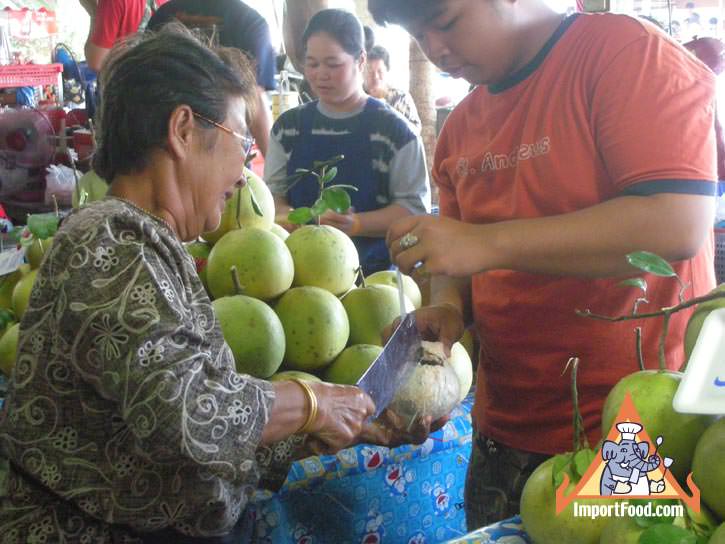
[577,251,722,371]
[283,155,357,225]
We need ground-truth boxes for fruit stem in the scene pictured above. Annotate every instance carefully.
[577,290,725,322]
[355,266,365,288]
[635,327,645,371]
[658,313,670,371]
[564,357,589,452]
[230,266,244,296]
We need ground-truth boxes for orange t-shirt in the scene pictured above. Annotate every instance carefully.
[434,13,717,454]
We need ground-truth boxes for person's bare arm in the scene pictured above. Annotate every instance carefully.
[85,40,110,73]
[79,0,97,17]
[320,203,413,238]
[248,87,272,157]
[388,193,715,279]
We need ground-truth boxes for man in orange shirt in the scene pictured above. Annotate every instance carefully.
[370,0,717,530]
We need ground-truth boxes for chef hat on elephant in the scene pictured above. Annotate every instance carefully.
[616,422,643,441]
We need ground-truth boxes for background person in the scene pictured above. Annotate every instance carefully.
[370,0,718,530]
[84,0,168,72]
[365,44,422,133]
[147,0,277,156]
[265,9,430,275]
[0,26,429,543]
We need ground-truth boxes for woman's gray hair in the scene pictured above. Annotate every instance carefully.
[93,23,256,181]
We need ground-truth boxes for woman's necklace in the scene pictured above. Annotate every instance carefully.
[110,195,176,235]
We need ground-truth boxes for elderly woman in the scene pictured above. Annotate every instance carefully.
[365,45,422,133]
[0,27,425,543]
[265,9,430,275]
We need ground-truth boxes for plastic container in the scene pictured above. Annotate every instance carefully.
[716,228,725,285]
[0,63,62,88]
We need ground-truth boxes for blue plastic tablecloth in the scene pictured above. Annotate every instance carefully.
[249,394,475,543]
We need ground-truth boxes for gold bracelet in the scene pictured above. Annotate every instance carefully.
[290,378,318,434]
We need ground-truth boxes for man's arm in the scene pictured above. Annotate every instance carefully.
[84,38,110,73]
[84,0,116,72]
[78,0,97,18]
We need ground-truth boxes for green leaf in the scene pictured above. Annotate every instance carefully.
[627,251,676,278]
[327,184,359,192]
[638,524,697,544]
[322,187,352,213]
[248,185,263,217]
[573,449,595,479]
[320,166,338,185]
[310,198,328,217]
[552,453,573,488]
[27,213,59,240]
[287,207,313,225]
[619,277,648,292]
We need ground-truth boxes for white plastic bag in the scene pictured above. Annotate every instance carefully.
[45,164,77,207]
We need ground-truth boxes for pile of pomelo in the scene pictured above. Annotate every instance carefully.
[519,284,725,543]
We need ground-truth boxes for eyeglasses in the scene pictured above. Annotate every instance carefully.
[192,111,255,156]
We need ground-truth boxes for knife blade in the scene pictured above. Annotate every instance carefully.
[356,313,422,418]
[395,267,407,321]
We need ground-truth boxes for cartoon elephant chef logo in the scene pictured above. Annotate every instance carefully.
[600,422,670,496]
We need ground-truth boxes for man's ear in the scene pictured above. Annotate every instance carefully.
[167,105,196,161]
[357,51,367,73]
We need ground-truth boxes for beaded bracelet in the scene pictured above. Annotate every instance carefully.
[290,378,318,434]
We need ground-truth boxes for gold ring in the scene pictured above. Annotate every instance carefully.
[400,233,419,249]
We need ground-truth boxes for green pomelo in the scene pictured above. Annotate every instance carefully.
[342,284,414,346]
[71,170,108,208]
[0,266,27,309]
[26,236,53,269]
[365,270,422,309]
[520,456,613,544]
[684,284,725,361]
[275,286,349,371]
[449,342,473,402]
[601,370,711,482]
[710,523,725,543]
[11,269,37,320]
[692,418,725,520]
[324,344,382,384]
[285,225,359,296]
[269,223,289,241]
[185,240,212,292]
[268,370,322,383]
[599,516,644,544]
[0,322,19,377]
[202,168,275,244]
[206,227,293,301]
[212,295,285,378]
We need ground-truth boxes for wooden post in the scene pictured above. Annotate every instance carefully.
[408,40,438,202]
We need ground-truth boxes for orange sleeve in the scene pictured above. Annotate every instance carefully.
[591,32,717,194]
[432,126,462,220]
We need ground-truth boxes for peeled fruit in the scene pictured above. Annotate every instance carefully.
[71,170,108,208]
[459,329,476,363]
[11,269,37,320]
[212,295,285,378]
[387,340,461,426]
[692,418,725,520]
[601,370,711,482]
[286,225,359,296]
[202,168,275,244]
[520,457,613,544]
[324,344,382,384]
[342,284,414,346]
[0,322,19,377]
[684,284,725,361]
[449,342,473,402]
[26,236,53,269]
[185,240,211,292]
[269,223,289,241]
[206,227,294,301]
[365,270,422,309]
[269,370,321,383]
[275,286,350,371]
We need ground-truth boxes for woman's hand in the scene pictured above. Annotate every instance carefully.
[358,409,450,448]
[304,382,375,455]
[382,304,465,356]
[319,210,360,236]
[387,215,494,277]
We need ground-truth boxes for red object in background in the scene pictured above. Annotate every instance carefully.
[66,109,88,128]
[72,129,94,162]
[248,144,265,178]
